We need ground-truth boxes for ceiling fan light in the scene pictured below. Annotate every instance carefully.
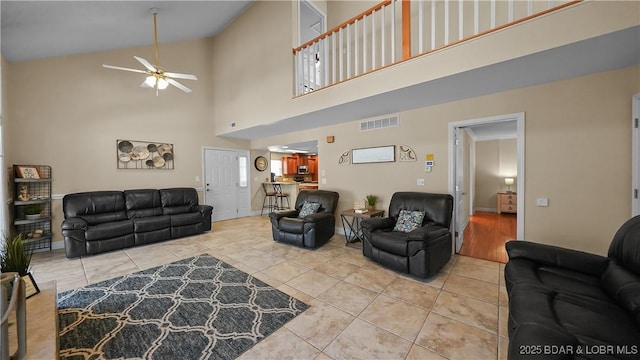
[157,78,169,90]
[144,76,156,87]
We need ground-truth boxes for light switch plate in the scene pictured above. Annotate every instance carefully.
[536,198,549,207]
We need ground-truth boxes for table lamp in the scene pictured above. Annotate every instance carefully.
[505,178,515,193]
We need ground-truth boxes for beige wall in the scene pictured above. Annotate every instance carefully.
[253,66,639,255]
[215,1,638,137]
[474,139,517,210]
[211,0,293,135]
[475,141,501,210]
[5,39,249,247]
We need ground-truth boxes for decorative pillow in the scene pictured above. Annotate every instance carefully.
[393,209,425,233]
[298,201,321,218]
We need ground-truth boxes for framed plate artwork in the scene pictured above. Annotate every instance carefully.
[117,139,174,170]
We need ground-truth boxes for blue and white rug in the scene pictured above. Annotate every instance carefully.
[57,254,309,360]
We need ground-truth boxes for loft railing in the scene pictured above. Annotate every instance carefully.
[0,273,26,360]
[293,0,581,96]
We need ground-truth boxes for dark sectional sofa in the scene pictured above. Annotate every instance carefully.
[504,215,640,360]
[62,188,212,258]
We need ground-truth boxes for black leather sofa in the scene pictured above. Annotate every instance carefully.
[504,216,640,360]
[62,188,213,258]
[269,190,339,248]
[360,192,454,278]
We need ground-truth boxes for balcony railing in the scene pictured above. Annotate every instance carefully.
[293,0,581,96]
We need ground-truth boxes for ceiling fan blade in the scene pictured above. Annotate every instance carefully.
[166,78,192,93]
[103,64,148,74]
[164,72,198,81]
[134,56,157,72]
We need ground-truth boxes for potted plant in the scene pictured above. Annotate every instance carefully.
[365,194,378,211]
[1,232,38,298]
[1,233,33,276]
[23,203,44,220]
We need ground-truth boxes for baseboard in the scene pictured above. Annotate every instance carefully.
[475,208,497,213]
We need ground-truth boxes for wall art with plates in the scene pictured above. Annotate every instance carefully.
[117,139,174,170]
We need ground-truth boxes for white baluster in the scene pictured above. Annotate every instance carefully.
[418,0,424,54]
[459,0,463,40]
[339,28,344,81]
[378,6,387,69]
[295,49,302,95]
[491,0,496,28]
[445,0,449,45]
[355,18,359,76]
[474,0,479,35]
[363,15,367,73]
[382,5,386,66]
[391,0,396,63]
[431,0,436,50]
[372,9,377,69]
[309,44,315,91]
[508,0,514,22]
[332,34,336,85]
[346,24,351,78]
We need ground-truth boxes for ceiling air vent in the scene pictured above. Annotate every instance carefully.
[360,115,399,131]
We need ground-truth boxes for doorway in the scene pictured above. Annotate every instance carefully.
[449,113,525,261]
[298,0,326,93]
[203,148,251,222]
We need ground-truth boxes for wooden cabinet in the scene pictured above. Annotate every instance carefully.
[282,156,298,175]
[282,154,319,175]
[308,156,318,181]
[497,192,517,214]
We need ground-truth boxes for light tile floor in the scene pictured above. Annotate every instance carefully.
[30,216,509,360]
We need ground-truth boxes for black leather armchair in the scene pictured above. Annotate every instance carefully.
[504,216,640,360]
[360,192,454,278]
[270,190,339,248]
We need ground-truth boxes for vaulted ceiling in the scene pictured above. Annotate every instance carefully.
[1,1,254,62]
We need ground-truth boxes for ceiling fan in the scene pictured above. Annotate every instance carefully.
[103,8,197,95]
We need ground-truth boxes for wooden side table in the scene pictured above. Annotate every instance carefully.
[497,192,517,214]
[340,209,385,245]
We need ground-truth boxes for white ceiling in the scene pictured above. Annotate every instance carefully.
[1,1,254,62]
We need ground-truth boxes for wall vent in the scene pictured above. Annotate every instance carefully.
[360,115,399,131]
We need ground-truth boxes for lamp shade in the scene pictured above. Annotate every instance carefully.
[504,178,515,185]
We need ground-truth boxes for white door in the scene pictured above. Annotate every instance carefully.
[204,149,251,222]
[454,128,466,252]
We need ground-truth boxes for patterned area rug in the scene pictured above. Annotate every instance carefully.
[57,254,309,360]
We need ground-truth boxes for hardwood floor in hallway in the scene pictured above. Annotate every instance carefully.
[459,211,517,263]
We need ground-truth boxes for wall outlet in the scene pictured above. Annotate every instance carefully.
[536,198,549,207]
[195,176,200,182]
[417,178,425,186]
[321,178,327,184]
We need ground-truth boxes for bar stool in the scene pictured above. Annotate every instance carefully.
[261,183,278,215]
[272,183,290,210]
